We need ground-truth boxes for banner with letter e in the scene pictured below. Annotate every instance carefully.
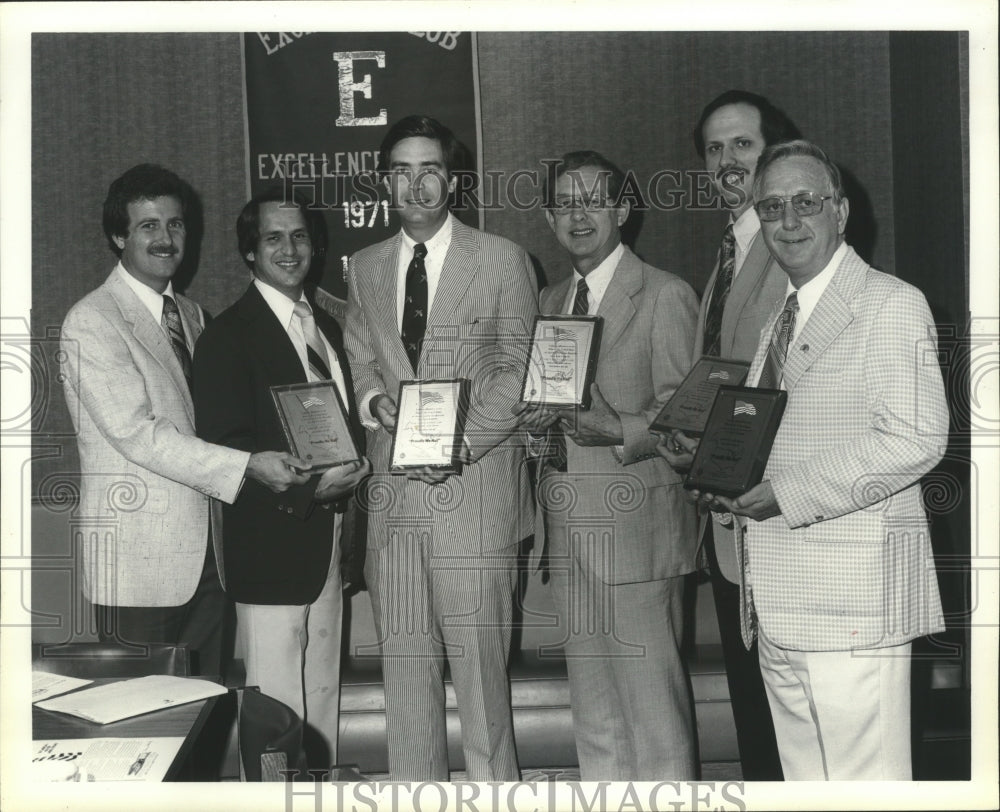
[243,31,482,315]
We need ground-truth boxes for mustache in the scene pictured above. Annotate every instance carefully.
[147,244,179,255]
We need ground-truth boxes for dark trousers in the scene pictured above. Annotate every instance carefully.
[96,542,233,678]
[705,524,783,780]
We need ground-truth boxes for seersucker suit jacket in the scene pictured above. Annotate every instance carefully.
[344,215,539,553]
[739,245,948,651]
[537,246,700,584]
[693,229,787,583]
[60,268,247,607]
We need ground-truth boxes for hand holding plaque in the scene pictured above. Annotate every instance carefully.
[649,357,751,437]
[270,381,360,471]
[521,315,602,409]
[684,386,786,498]
[389,379,471,474]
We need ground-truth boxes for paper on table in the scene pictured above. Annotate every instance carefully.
[32,737,184,782]
[32,672,93,703]
[34,675,227,724]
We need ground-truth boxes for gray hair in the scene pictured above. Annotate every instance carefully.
[752,139,846,203]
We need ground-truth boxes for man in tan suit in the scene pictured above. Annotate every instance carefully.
[659,90,799,779]
[343,116,538,780]
[516,150,699,779]
[60,164,307,676]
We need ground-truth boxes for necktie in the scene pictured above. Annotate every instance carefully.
[756,292,799,390]
[572,277,590,316]
[401,243,428,371]
[293,300,332,380]
[702,224,735,357]
[161,294,192,386]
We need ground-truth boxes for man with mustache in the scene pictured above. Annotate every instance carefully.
[60,164,307,678]
[657,91,799,780]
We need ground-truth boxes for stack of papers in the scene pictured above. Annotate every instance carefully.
[32,672,93,703]
[34,675,227,724]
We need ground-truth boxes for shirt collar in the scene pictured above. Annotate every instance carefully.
[401,213,453,256]
[116,261,175,322]
[730,207,761,253]
[573,242,624,308]
[786,240,849,324]
[253,277,306,329]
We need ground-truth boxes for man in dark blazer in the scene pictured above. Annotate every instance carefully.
[658,90,799,779]
[193,189,369,766]
[516,151,699,779]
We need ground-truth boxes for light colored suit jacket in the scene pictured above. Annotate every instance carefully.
[740,246,948,651]
[694,230,787,583]
[538,247,700,584]
[343,216,538,552]
[60,269,247,606]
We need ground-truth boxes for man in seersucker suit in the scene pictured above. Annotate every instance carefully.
[693,140,948,780]
[343,115,538,781]
[60,164,308,677]
[515,150,700,780]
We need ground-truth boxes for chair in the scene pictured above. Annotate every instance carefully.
[31,642,190,678]
[235,687,308,781]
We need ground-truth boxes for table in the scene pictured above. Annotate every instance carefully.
[33,677,224,781]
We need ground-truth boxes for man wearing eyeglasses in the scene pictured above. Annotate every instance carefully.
[658,89,797,781]
[691,140,947,779]
[515,150,699,779]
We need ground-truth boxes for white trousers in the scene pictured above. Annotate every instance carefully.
[757,627,912,780]
[236,550,342,763]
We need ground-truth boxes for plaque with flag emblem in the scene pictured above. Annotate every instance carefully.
[649,357,751,436]
[389,378,471,473]
[271,381,359,471]
[684,386,787,497]
[520,315,602,409]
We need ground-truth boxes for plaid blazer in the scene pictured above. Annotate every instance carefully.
[739,246,948,651]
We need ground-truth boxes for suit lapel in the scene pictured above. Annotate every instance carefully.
[365,236,412,374]
[424,219,479,360]
[596,248,640,352]
[106,272,194,421]
[235,284,308,386]
[783,246,865,390]
[721,233,772,354]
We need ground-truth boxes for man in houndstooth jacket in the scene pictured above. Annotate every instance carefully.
[693,140,948,780]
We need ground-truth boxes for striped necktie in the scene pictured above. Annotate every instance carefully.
[161,294,192,386]
[703,223,736,357]
[293,300,332,380]
[572,277,590,316]
[756,292,799,390]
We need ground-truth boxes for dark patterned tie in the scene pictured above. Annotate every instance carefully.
[756,292,799,390]
[572,277,590,316]
[293,300,332,380]
[401,243,428,371]
[161,294,192,386]
[702,223,736,358]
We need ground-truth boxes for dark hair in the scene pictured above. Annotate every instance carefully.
[236,187,327,270]
[693,90,801,160]
[377,115,465,177]
[102,164,192,257]
[543,150,628,208]
[751,140,846,203]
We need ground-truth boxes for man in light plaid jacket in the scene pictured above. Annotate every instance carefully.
[693,140,948,780]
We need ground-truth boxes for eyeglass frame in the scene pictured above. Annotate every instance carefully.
[545,197,620,216]
[754,192,835,222]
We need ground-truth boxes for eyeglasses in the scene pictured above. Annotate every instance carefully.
[547,198,615,215]
[754,192,834,221]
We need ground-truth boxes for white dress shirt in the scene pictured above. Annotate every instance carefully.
[730,207,762,281]
[563,242,623,315]
[117,262,190,350]
[253,279,348,399]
